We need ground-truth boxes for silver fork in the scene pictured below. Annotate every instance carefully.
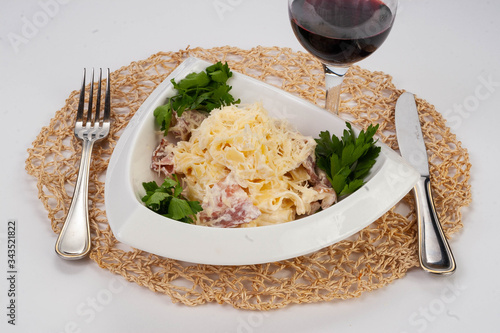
[55,68,111,260]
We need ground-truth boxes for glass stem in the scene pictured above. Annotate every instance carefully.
[323,64,349,114]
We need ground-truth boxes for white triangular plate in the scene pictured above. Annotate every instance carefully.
[105,57,419,265]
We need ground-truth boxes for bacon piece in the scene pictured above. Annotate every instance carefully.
[198,174,261,228]
[314,178,337,210]
[302,155,337,210]
[151,110,207,176]
[151,138,176,177]
[170,110,208,141]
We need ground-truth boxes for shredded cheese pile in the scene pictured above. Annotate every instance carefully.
[173,102,325,227]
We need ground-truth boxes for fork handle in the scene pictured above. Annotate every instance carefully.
[55,139,94,260]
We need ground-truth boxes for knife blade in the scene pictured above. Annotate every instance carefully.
[395,92,456,275]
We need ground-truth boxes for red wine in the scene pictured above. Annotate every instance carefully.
[289,0,394,66]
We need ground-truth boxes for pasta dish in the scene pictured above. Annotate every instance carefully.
[151,102,335,227]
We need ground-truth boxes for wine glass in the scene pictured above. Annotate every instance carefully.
[288,0,398,114]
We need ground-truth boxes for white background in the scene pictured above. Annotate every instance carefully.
[1,0,499,332]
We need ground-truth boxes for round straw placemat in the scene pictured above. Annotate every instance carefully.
[26,46,471,310]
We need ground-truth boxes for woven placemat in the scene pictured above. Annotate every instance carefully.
[26,46,471,310]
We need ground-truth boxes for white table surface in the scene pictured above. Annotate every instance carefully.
[1,0,499,332]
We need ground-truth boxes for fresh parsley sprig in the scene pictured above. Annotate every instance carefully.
[315,122,381,198]
[153,61,240,135]
[141,176,202,224]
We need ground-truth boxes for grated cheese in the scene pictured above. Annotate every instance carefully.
[172,102,326,226]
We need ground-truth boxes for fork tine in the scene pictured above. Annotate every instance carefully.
[94,68,103,124]
[86,68,94,125]
[76,68,86,122]
[103,68,111,122]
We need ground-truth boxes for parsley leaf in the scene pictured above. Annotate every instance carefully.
[153,61,240,135]
[315,122,381,198]
[141,175,202,224]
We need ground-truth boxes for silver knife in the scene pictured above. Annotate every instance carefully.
[395,92,456,275]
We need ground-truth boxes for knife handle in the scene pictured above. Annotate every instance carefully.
[413,176,456,275]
